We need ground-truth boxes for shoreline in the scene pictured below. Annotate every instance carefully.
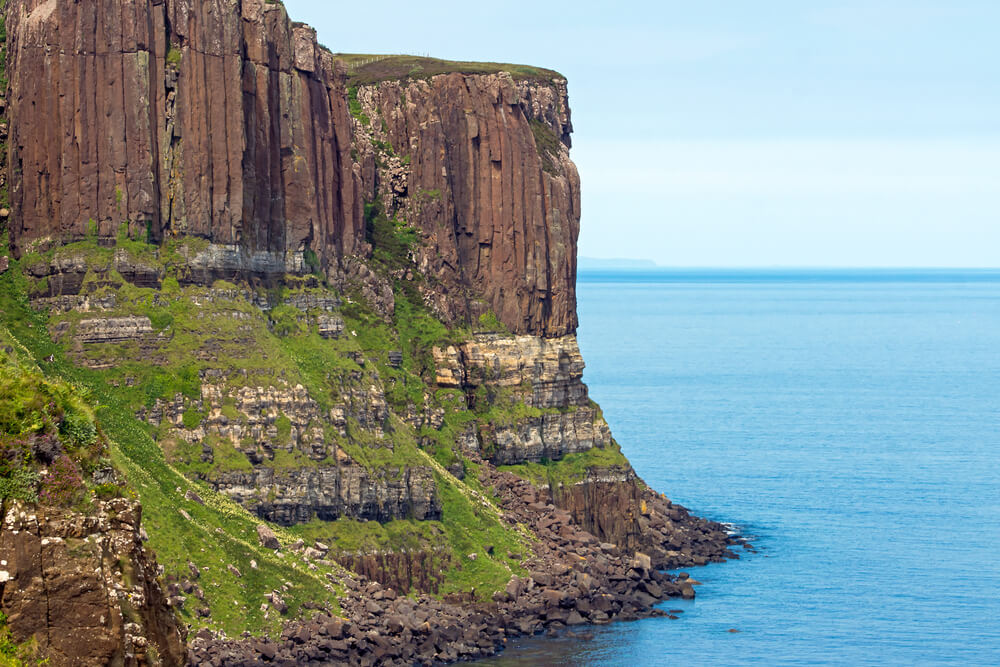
[189,461,746,666]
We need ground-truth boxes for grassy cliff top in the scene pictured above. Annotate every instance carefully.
[335,53,563,85]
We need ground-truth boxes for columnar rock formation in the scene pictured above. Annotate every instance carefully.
[0,1,745,663]
[7,0,363,269]
[7,0,578,336]
[354,75,580,336]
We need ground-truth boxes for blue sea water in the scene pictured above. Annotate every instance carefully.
[480,269,1000,666]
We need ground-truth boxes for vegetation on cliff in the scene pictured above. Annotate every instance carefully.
[338,53,563,85]
[0,2,672,662]
[0,321,112,509]
[0,227,562,634]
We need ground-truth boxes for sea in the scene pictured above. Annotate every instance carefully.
[479,269,1000,666]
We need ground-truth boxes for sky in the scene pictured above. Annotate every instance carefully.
[284,0,999,267]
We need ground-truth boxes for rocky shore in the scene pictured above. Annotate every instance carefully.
[188,463,743,666]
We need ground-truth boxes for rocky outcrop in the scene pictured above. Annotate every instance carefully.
[543,467,737,569]
[433,334,611,464]
[73,316,154,344]
[142,375,441,524]
[0,499,186,666]
[212,464,441,525]
[478,409,613,466]
[434,334,588,408]
[332,549,453,596]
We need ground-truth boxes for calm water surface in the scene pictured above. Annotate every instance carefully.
[480,270,1000,666]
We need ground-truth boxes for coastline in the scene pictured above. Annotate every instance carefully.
[189,460,744,665]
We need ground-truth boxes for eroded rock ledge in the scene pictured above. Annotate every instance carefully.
[187,462,742,666]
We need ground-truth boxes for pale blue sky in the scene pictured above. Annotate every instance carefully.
[285,0,999,267]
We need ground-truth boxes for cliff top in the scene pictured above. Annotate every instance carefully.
[335,53,564,85]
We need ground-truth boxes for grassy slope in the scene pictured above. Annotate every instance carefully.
[0,252,348,637]
[0,232,536,631]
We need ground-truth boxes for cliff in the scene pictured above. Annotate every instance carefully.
[7,0,577,336]
[0,340,186,666]
[7,0,364,271]
[0,0,742,664]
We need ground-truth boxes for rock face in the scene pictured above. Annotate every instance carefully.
[6,0,579,337]
[213,464,441,525]
[74,316,154,344]
[7,0,363,272]
[354,75,580,336]
[142,376,442,525]
[434,335,611,464]
[0,499,186,666]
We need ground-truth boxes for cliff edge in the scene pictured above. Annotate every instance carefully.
[7,0,576,337]
[0,1,743,664]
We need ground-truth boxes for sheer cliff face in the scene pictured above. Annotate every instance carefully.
[6,0,579,337]
[8,0,363,265]
[355,75,580,337]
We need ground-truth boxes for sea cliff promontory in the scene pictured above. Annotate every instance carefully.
[0,1,741,664]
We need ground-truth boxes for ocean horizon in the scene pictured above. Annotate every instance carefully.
[578,266,1000,282]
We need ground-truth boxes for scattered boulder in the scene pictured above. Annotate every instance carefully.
[267,591,288,614]
[257,524,281,550]
[632,552,652,571]
[185,489,205,505]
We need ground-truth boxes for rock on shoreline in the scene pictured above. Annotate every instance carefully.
[188,463,741,666]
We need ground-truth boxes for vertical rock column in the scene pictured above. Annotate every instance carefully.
[356,73,581,337]
[5,0,365,265]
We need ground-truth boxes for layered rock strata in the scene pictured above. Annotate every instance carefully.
[188,463,740,666]
[212,465,441,525]
[433,334,611,465]
[142,376,442,525]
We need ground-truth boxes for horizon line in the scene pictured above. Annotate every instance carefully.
[577,262,1000,271]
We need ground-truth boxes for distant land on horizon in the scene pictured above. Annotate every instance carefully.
[577,259,1000,272]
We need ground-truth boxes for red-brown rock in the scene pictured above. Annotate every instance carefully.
[7,0,364,269]
[6,0,581,337]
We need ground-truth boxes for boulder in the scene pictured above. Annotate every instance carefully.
[257,524,281,550]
